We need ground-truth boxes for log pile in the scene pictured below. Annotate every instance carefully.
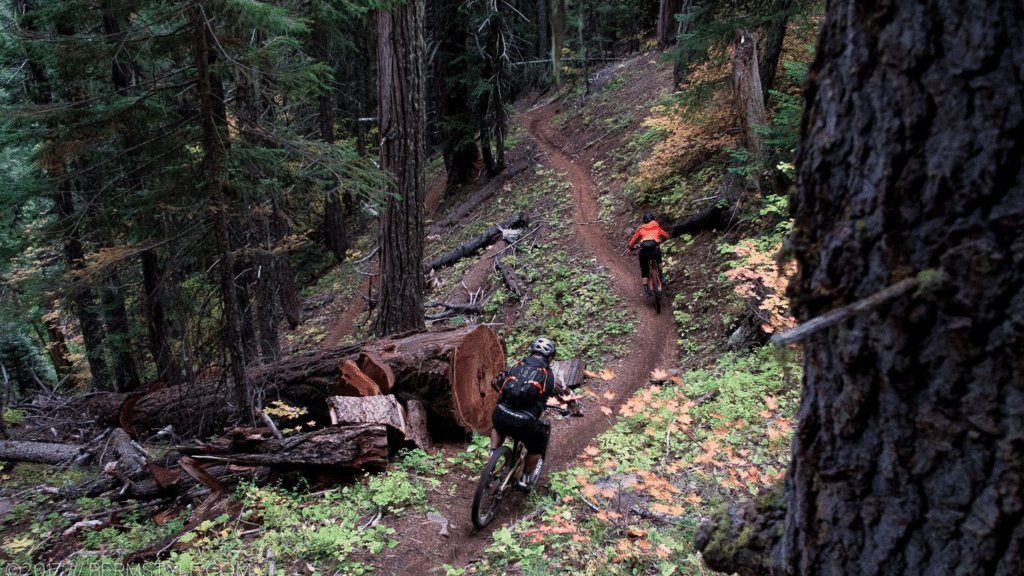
[2,325,510,501]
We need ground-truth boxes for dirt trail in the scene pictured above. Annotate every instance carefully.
[382,98,678,573]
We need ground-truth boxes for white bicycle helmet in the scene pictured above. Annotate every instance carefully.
[529,337,557,360]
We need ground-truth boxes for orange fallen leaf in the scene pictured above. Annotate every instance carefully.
[650,368,668,380]
[600,406,613,416]
[584,446,600,456]
[603,390,616,400]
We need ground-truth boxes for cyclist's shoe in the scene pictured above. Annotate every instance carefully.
[643,284,652,298]
[516,472,532,492]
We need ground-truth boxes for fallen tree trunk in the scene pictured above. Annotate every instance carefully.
[428,162,532,235]
[361,324,506,434]
[0,439,86,464]
[494,249,525,298]
[192,424,390,469]
[81,325,503,440]
[423,212,529,274]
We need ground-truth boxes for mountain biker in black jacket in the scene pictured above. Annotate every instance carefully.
[489,336,559,490]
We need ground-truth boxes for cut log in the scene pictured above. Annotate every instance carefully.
[361,324,506,435]
[423,212,529,273]
[550,359,586,391]
[193,425,390,469]
[358,352,394,394]
[327,395,406,430]
[404,398,431,451]
[334,360,382,397]
[326,394,432,451]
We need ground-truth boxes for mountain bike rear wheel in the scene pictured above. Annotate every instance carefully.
[651,266,662,314]
[472,445,512,529]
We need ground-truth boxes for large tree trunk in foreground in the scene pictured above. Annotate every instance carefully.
[694,1,1024,575]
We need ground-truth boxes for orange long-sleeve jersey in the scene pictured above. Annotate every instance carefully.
[627,221,670,249]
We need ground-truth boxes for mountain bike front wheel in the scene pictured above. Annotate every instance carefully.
[472,445,512,529]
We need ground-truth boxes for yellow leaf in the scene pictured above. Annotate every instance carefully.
[600,367,615,380]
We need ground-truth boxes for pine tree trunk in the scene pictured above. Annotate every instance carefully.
[783,1,1024,572]
[100,275,141,392]
[43,318,75,389]
[550,0,566,87]
[141,250,180,386]
[757,0,793,100]
[732,29,766,159]
[192,2,253,424]
[656,0,682,48]
[54,191,112,391]
[374,0,427,337]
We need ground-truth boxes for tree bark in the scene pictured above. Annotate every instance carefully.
[695,0,1024,574]
[43,317,75,389]
[375,0,427,337]
[54,191,112,392]
[0,439,86,464]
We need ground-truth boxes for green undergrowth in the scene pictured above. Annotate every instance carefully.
[1,447,489,575]
[456,346,801,575]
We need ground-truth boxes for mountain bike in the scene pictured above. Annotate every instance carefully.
[647,258,664,314]
[471,422,550,529]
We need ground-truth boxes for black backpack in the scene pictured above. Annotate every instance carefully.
[499,360,549,410]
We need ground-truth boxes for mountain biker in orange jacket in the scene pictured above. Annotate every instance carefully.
[627,212,670,297]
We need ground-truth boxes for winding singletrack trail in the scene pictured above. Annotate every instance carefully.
[383,98,679,573]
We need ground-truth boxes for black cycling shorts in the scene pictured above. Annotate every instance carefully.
[491,404,550,455]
